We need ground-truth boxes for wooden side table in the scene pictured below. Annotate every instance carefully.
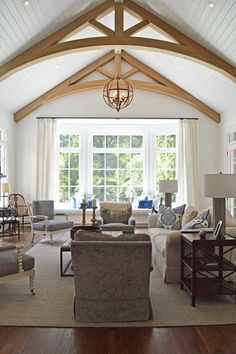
[180,232,236,306]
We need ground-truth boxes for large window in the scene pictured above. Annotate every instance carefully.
[58,133,80,205]
[55,121,178,208]
[92,135,144,202]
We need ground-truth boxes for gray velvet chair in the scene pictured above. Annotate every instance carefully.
[28,200,74,244]
[0,243,35,295]
[98,202,135,233]
[71,230,152,322]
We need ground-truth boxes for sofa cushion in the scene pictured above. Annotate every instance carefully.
[182,209,211,229]
[156,204,186,230]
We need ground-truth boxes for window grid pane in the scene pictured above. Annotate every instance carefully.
[92,134,144,202]
[156,134,177,193]
[58,134,80,204]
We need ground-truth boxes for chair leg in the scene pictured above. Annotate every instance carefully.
[49,233,53,245]
[29,270,35,295]
[31,231,35,244]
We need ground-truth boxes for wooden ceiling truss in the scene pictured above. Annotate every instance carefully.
[2,0,234,122]
[14,49,220,123]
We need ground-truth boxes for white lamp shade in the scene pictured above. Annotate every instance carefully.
[204,174,236,198]
[159,180,178,193]
[1,182,11,193]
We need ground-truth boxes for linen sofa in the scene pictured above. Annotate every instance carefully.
[147,206,236,283]
[71,230,152,322]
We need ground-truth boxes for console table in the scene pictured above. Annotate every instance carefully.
[0,207,20,239]
[180,232,236,306]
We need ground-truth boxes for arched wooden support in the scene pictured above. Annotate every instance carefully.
[0,0,235,82]
[14,50,220,123]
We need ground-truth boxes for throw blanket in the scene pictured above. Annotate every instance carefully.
[101,202,131,216]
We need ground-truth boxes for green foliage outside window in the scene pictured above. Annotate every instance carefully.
[156,134,177,193]
[92,134,144,202]
[58,134,80,203]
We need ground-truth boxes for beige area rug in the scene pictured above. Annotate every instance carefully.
[1,235,236,328]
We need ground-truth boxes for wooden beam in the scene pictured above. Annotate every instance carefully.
[96,67,114,78]
[115,52,121,77]
[124,0,236,81]
[122,67,138,79]
[121,51,220,122]
[14,51,114,122]
[14,49,220,123]
[124,20,149,36]
[89,19,115,37]
[0,0,235,81]
[115,3,124,36]
[16,78,219,123]
[0,0,114,81]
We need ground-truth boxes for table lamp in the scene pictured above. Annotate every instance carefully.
[204,173,236,239]
[1,182,11,208]
[159,180,178,207]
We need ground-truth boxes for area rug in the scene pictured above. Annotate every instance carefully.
[1,235,236,327]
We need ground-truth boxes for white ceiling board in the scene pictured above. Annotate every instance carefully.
[0,0,235,118]
[125,49,236,113]
[138,0,236,65]
[0,49,108,111]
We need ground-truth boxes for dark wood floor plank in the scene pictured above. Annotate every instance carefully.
[1,227,236,354]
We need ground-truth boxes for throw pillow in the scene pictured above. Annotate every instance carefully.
[182,209,211,229]
[156,204,186,230]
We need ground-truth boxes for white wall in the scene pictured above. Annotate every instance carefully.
[0,106,15,188]
[15,90,219,208]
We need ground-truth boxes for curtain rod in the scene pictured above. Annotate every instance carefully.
[36,117,199,120]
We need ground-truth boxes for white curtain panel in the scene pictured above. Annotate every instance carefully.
[36,119,57,199]
[177,119,198,207]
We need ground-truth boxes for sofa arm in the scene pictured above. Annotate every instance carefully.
[128,216,136,226]
[148,214,157,228]
[166,231,182,246]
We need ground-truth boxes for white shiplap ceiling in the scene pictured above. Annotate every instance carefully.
[0,0,235,118]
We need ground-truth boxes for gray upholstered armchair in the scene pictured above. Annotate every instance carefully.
[71,230,152,322]
[0,243,35,295]
[97,202,135,233]
[28,200,74,244]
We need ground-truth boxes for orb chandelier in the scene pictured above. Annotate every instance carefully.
[103,77,134,112]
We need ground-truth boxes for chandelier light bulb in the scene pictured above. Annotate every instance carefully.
[24,0,30,6]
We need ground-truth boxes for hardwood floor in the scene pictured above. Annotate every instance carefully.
[1,227,236,354]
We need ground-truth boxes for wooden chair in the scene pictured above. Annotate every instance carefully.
[8,193,29,226]
[0,243,35,295]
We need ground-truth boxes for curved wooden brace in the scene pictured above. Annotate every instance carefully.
[0,0,235,81]
[2,36,235,83]
[14,79,220,123]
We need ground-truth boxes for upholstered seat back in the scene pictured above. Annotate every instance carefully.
[32,200,54,221]
[99,202,132,224]
[71,230,152,322]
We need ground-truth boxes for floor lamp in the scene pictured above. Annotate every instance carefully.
[1,182,11,208]
[204,174,236,239]
[159,180,178,208]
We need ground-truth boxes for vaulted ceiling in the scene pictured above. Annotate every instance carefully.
[0,0,235,123]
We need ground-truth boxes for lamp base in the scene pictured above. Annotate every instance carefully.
[212,198,225,239]
[165,193,172,208]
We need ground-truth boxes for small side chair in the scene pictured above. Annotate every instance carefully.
[28,200,74,244]
[98,202,136,233]
[0,243,35,295]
